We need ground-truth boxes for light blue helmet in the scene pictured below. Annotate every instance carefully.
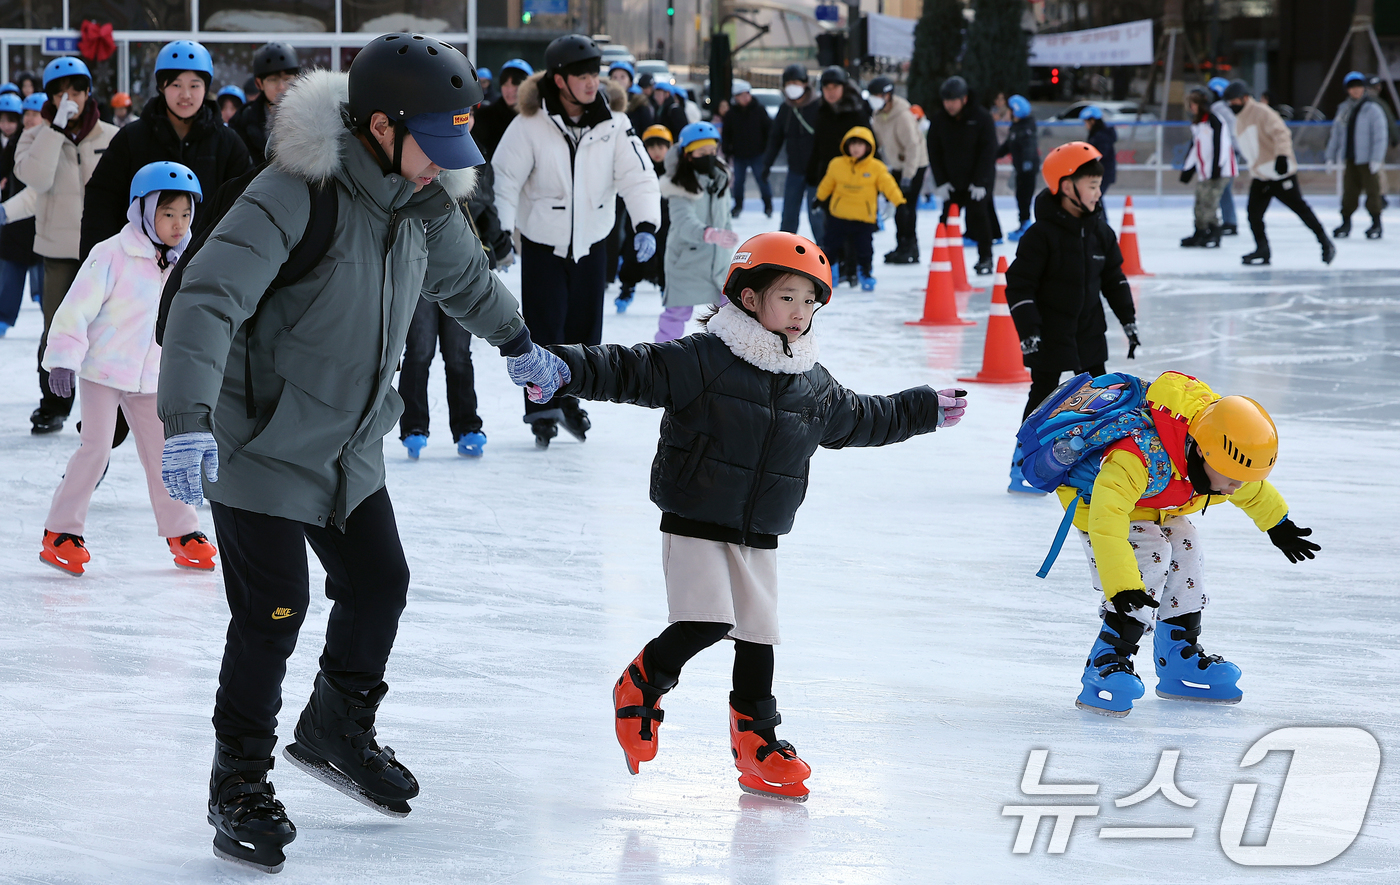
[217,85,246,103]
[609,60,635,79]
[1207,76,1230,96]
[500,58,534,78]
[0,82,18,96]
[1008,94,1031,119]
[43,57,92,91]
[129,161,203,205]
[0,94,21,116]
[154,40,214,81]
[678,121,720,151]
[22,93,47,112]
[477,67,492,81]
[1079,105,1103,121]
[1344,70,1366,86]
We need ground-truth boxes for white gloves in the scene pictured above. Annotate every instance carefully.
[1370,160,1383,175]
[969,185,988,202]
[52,97,80,129]
[934,183,953,202]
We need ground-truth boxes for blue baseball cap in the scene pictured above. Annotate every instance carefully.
[404,108,485,169]
[1344,70,1366,86]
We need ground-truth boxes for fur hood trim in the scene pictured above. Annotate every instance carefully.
[517,71,627,118]
[707,301,818,374]
[268,69,476,200]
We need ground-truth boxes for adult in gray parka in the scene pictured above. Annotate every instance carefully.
[156,35,570,874]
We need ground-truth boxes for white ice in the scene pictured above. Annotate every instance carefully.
[1,194,1397,884]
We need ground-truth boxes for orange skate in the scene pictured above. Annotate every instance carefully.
[169,531,217,570]
[41,530,90,576]
[613,649,676,775]
[729,698,810,802]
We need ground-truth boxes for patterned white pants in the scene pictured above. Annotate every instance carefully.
[1079,515,1208,628]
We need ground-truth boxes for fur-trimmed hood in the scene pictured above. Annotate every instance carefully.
[658,142,730,198]
[707,301,818,374]
[266,69,476,201]
[516,71,627,118]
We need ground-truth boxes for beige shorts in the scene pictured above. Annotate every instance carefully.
[662,533,780,645]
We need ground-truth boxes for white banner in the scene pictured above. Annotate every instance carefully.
[867,12,916,61]
[1029,20,1154,67]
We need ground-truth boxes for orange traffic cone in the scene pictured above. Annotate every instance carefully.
[1119,195,1153,277]
[959,256,1031,383]
[907,223,974,327]
[945,204,981,293]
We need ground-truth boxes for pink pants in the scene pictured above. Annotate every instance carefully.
[655,305,694,343]
[46,379,199,538]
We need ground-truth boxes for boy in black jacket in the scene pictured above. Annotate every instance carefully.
[997,94,1039,241]
[1004,141,1141,493]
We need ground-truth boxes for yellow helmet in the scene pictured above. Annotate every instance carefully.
[1188,396,1278,482]
[641,124,673,144]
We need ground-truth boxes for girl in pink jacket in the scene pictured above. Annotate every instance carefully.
[40,161,215,575]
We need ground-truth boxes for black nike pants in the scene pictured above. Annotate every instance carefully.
[1247,176,1328,255]
[209,487,410,741]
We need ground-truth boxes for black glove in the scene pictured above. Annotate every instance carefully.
[1274,155,1289,176]
[1020,335,1040,356]
[1111,588,1160,616]
[1267,519,1320,563]
[1123,322,1140,359]
[1179,168,1195,184]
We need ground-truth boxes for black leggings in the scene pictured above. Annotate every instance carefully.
[644,621,774,702]
[1024,363,1106,420]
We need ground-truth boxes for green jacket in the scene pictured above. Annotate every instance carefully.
[158,70,527,529]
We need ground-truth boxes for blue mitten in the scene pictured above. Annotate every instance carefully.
[507,344,571,403]
[634,231,656,262]
[162,431,220,505]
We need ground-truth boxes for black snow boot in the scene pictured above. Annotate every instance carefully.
[883,239,921,264]
[1365,218,1382,239]
[1203,224,1222,248]
[208,735,296,874]
[1241,247,1270,265]
[1332,218,1351,238]
[284,672,420,817]
[1180,228,1208,247]
[559,397,591,442]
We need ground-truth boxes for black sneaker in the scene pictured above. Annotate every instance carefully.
[30,409,64,435]
[531,418,558,449]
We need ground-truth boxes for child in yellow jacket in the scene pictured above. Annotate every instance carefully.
[1064,372,1319,717]
[816,126,905,291]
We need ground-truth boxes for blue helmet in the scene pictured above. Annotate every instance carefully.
[1207,76,1230,96]
[609,60,635,79]
[628,84,642,95]
[22,93,46,112]
[1344,70,1366,86]
[1008,94,1031,119]
[1079,105,1103,121]
[43,57,92,91]
[476,67,492,81]
[0,94,21,116]
[217,84,246,103]
[129,161,203,204]
[500,58,533,78]
[154,40,214,82]
[678,121,720,151]
[0,82,18,96]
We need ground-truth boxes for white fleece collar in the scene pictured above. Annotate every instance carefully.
[707,301,818,374]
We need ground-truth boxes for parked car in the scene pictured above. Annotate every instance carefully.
[1045,100,1160,122]
[599,43,635,67]
[635,59,674,85]
[751,87,783,120]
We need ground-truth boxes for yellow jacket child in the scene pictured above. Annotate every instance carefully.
[816,126,905,223]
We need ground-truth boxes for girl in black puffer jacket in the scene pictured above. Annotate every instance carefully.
[547,232,968,802]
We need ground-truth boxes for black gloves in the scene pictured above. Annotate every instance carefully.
[1111,588,1160,616]
[1179,168,1195,184]
[1123,322,1140,359]
[1020,335,1041,356]
[1274,155,1289,175]
[1267,519,1320,563]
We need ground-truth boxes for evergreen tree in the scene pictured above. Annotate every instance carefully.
[963,0,1031,105]
[908,0,968,113]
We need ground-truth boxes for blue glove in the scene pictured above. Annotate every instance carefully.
[634,231,656,262]
[48,367,75,398]
[162,431,219,505]
[0,204,7,226]
[507,344,571,403]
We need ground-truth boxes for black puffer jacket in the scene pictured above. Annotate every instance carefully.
[722,99,771,159]
[805,89,871,185]
[80,96,252,258]
[763,93,820,178]
[0,134,38,264]
[229,97,272,165]
[472,97,517,162]
[996,115,1040,174]
[1086,120,1117,187]
[1005,188,1135,372]
[549,307,942,547]
[928,100,996,190]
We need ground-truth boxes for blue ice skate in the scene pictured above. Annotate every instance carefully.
[858,268,876,291]
[1076,616,1146,717]
[457,431,486,458]
[402,433,427,459]
[1007,220,1033,242]
[1153,612,1242,704]
[1008,440,1047,495]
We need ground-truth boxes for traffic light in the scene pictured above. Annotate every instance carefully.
[1050,68,1059,85]
[522,11,532,23]
[667,3,674,16]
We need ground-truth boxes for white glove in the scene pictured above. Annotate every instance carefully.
[1370,160,1383,175]
[969,185,988,201]
[934,183,953,202]
[52,96,79,129]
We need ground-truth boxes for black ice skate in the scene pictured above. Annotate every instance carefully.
[1202,224,1222,248]
[1219,223,1238,236]
[559,397,591,442]
[1241,248,1270,265]
[1332,219,1351,238]
[208,735,296,874]
[1179,229,1208,247]
[1365,218,1382,239]
[1321,238,1337,265]
[283,672,419,818]
[883,239,921,264]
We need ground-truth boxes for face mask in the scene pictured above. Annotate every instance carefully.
[690,154,716,175]
[869,95,886,112]
[784,84,806,101]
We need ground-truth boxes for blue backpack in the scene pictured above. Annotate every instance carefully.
[1016,372,1173,576]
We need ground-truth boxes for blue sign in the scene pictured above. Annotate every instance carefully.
[43,35,79,55]
[815,4,842,22]
[523,0,569,15]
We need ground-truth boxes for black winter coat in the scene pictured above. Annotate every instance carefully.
[0,134,38,264]
[465,164,512,269]
[1086,121,1117,187]
[229,97,272,165]
[625,93,655,137]
[805,91,872,185]
[657,97,690,142]
[996,116,1040,174]
[721,99,771,159]
[549,329,941,547]
[80,96,252,258]
[471,97,517,162]
[1005,188,1135,372]
[763,94,820,178]
[928,101,996,189]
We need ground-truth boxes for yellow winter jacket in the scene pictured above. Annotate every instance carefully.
[815,127,906,224]
[1057,372,1289,599]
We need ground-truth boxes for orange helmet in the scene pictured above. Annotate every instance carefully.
[1042,141,1102,193]
[909,103,925,120]
[724,232,833,308]
[111,92,132,109]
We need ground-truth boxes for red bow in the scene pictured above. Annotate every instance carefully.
[79,20,115,62]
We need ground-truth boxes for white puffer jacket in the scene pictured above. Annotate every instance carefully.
[492,73,661,260]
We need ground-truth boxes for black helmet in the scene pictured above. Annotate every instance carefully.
[253,42,300,78]
[638,72,655,89]
[781,63,808,85]
[940,76,968,100]
[1223,79,1251,101]
[819,66,847,87]
[347,33,483,128]
[868,75,895,95]
[544,34,602,75]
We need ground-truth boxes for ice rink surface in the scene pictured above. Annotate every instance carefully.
[0,193,1397,884]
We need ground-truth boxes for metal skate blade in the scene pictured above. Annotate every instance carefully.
[623,750,640,775]
[282,744,412,818]
[738,780,809,803]
[1155,689,1242,705]
[1075,699,1130,718]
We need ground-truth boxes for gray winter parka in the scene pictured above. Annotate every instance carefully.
[157,70,528,530]
[660,146,734,308]
[1325,96,1390,166]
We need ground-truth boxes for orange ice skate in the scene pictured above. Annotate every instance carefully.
[41,530,90,576]
[729,698,810,802]
[613,649,676,775]
[169,531,217,570]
